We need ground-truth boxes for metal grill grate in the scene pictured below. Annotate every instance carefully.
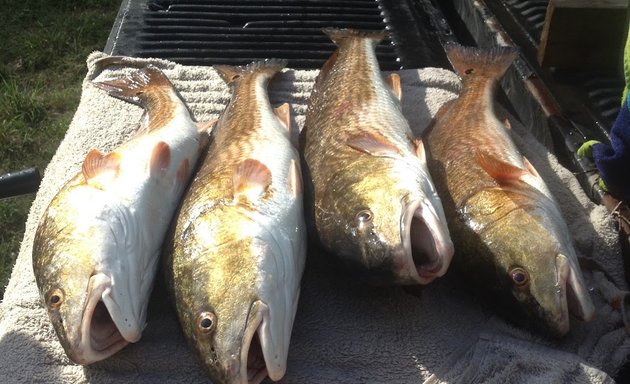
[499,0,623,128]
[504,0,548,41]
[106,0,449,70]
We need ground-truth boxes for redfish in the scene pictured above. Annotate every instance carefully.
[164,59,306,384]
[32,65,206,364]
[303,28,453,285]
[424,43,595,336]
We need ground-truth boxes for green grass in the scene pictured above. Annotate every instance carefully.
[0,0,120,298]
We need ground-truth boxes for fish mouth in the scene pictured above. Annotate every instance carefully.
[402,199,454,284]
[555,254,595,335]
[238,300,282,384]
[72,273,129,364]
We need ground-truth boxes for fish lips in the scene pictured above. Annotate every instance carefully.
[222,300,282,384]
[552,253,595,336]
[64,273,130,364]
[401,198,454,285]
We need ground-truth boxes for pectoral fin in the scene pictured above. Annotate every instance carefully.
[475,151,527,182]
[233,159,272,201]
[347,132,403,158]
[82,149,121,186]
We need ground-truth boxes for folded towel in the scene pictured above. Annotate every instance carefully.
[0,52,628,383]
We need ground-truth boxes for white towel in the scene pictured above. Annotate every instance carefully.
[0,52,628,383]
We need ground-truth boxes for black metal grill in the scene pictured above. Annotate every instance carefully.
[105,0,449,70]
[504,0,548,41]
[492,0,623,129]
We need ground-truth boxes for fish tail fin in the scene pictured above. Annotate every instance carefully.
[445,43,517,80]
[93,65,174,106]
[322,28,388,46]
[214,59,287,85]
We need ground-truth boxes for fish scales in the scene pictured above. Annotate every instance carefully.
[165,59,306,384]
[303,28,453,285]
[32,64,206,364]
[306,33,415,182]
[424,43,595,336]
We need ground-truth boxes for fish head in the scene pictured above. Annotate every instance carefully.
[317,160,453,285]
[177,219,292,384]
[32,188,148,364]
[33,220,130,364]
[468,193,595,337]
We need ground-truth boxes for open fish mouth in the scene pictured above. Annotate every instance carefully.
[554,254,596,335]
[402,199,454,284]
[238,300,281,384]
[73,273,129,364]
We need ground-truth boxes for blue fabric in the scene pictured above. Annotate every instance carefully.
[592,97,630,200]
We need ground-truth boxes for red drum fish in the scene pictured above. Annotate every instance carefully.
[32,65,207,364]
[164,59,306,384]
[424,43,595,336]
[303,28,453,285]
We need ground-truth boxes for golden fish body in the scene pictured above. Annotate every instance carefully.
[165,59,306,384]
[32,65,204,364]
[303,28,453,285]
[425,43,595,336]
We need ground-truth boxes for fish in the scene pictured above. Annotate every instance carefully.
[163,59,306,384]
[423,43,596,336]
[302,28,454,285]
[32,64,207,364]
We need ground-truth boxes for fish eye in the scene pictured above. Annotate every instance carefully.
[509,267,529,287]
[47,288,64,309]
[465,68,474,75]
[356,209,373,224]
[198,311,217,334]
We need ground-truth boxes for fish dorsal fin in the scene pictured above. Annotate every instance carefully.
[475,151,528,182]
[82,149,121,184]
[274,103,291,131]
[288,159,301,197]
[347,132,403,158]
[385,73,402,101]
[414,138,427,163]
[233,159,272,201]
[149,141,171,177]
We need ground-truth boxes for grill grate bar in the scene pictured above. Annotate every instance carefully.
[106,0,450,70]
[163,5,381,14]
[146,12,385,23]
